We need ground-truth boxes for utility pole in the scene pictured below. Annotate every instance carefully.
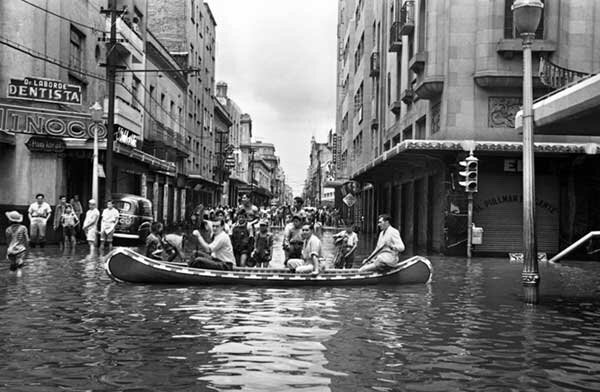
[317,149,322,207]
[101,1,119,203]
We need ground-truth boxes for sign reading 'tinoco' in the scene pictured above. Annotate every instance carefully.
[8,77,82,105]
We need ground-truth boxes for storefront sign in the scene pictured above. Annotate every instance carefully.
[504,159,523,172]
[473,193,558,214]
[8,77,82,105]
[25,136,66,153]
[0,103,107,139]
[115,125,138,148]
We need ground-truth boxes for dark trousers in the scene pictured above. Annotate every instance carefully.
[188,256,233,271]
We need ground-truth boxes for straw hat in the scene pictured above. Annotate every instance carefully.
[5,211,23,223]
[259,218,269,226]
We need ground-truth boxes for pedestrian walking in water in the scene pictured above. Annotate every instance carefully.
[82,199,100,256]
[27,193,51,248]
[99,200,120,251]
[53,195,68,249]
[61,204,79,249]
[5,211,29,271]
[69,195,84,242]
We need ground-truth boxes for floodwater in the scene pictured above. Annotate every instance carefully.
[1,231,600,392]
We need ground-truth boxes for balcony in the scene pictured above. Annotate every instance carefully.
[146,119,190,156]
[400,0,415,36]
[390,100,402,115]
[496,39,556,60]
[389,22,402,53]
[105,17,144,59]
[414,76,444,100]
[400,88,416,105]
[106,96,142,136]
[409,51,427,74]
[369,51,380,77]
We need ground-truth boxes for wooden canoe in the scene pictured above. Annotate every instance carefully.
[104,247,433,286]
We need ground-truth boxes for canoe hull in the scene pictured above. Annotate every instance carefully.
[105,248,432,286]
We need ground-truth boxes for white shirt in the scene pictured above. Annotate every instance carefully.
[375,226,405,266]
[101,207,120,232]
[83,208,100,230]
[209,231,235,265]
[28,202,52,221]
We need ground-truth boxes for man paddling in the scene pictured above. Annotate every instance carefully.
[359,214,405,273]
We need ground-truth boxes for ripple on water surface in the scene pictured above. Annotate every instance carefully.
[0,242,600,391]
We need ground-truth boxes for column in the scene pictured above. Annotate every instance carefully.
[153,175,159,221]
[180,188,187,221]
[140,173,147,198]
[163,182,169,225]
[405,181,415,253]
[417,178,428,252]
[173,188,179,223]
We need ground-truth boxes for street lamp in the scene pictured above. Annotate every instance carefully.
[512,0,544,304]
[89,101,103,204]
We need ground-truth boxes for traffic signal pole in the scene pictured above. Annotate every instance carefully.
[467,193,473,259]
[459,152,478,259]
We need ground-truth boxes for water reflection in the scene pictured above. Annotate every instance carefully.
[0,238,600,391]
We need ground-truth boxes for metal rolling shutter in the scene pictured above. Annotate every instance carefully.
[473,174,559,254]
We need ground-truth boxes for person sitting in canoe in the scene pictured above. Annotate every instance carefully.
[189,219,236,271]
[359,214,405,273]
[287,223,321,275]
[283,214,304,264]
[162,225,187,263]
[333,223,359,269]
[145,222,164,260]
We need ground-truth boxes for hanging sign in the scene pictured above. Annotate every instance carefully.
[25,136,67,153]
[115,125,139,148]
[8,77,82,105]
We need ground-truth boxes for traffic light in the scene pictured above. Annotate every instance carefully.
[458,153,478,192]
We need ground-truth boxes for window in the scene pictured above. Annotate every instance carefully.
[402,125,412,141]
[354,33,364,73]
[69,26,84,70]
[384,140,391,151]
[392,134,400,146]
[354,82,364,122]
[417,0,426,52]
[131,76,140,109]
[504,0,544,39]
[341,112,349,134]
[416,116,426,139]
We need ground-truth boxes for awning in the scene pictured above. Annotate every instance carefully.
[0,129,16,145]
[188,174,222,187]
[515,73,600,136]
[352,139,600,180]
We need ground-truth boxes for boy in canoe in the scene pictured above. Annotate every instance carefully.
[359,214,405,272]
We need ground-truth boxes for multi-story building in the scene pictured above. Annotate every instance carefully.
[335,0,600,256]
[213,95,232,206]
[143,30,190,223]
[240,141,281,206]
[215,81,251,206]
[0,0,178,241]
[148,0,219,207]
[303,135,334,207]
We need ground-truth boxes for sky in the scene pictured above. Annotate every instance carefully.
[208,0,338,196]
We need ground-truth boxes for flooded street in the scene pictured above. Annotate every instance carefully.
[1,233,600,391]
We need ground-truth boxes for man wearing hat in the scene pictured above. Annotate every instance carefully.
[5,211,29,271]
[251,218,274,268]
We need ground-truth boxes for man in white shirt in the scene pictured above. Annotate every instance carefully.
[100,200,120,251]
[333,224,359,269]
[189,219,235,270]
[82,199,100,255]
[287,224,322,275]
[359,214,405,272]
[27,193,52,248]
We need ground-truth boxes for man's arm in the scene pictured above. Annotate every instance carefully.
[388,229,405,253]
[193,230,211,253]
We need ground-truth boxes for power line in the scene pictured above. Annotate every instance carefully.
[19,0,108,33]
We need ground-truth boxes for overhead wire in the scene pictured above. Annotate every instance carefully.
[19,0,108,33]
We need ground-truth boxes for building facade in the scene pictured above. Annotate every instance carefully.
[336,0,600,255]
[0,0,181,240]
[148,0,219,208]
[303,135,334,207]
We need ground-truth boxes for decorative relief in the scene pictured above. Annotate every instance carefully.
[431,102,441,134]
[488,97,522,128]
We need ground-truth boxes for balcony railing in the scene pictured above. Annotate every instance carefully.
[369,51,380,77]
[539,56,593,90]
[400,0,415,36]
[389,21,402,52]
[146,119,190,156]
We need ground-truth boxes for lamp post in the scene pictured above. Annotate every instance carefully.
[512,0,544,304]
[89,101,103,204]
